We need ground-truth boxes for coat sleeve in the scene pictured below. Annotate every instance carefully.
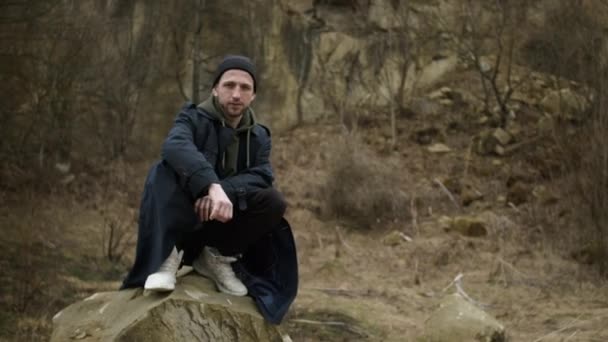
[161,104,219,199]
[220,129,274,201]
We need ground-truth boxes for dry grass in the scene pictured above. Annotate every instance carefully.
[0,159,143,341]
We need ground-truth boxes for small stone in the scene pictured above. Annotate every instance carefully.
[492,128,512,145]
[461,187,483,206]
[478,56,493,73]
[70,329,88,339]
[451,216,487,237]
[439,98,453,106]
[61,174,76,185]
[382,230,407,246]
[428,87,452,100]
[532,185,559,205]
[438,216,452,230]
[55,162,71,174]
[428,143,452,153]
[494,145,506,156]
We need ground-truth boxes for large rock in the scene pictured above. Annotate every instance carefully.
[51,274,284,341]
[475,128,513,156]
[539,88,589,121]
[422,294,506,342]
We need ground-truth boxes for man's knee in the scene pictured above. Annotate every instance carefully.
[250,188,287,216]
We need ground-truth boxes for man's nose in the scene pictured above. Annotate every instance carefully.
[231,88,241,99]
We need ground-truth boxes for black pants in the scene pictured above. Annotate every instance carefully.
[179,188,286,262]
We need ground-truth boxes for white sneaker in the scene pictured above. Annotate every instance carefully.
[144,247,183,292]
[193,247,247,296]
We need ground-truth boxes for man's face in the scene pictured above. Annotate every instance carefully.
[212,69,256,119]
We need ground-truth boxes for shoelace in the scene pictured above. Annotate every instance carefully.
[208,250,239,279]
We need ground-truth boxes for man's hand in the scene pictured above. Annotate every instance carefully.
[194,183,233,223]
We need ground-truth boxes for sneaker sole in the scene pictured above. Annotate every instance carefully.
[144,280,175,292]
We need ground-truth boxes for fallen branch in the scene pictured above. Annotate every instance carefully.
[290,318,367,337]
[507,202,520,212]
[497,257,529,279]
[502,136,542,156]
[303,287,358,297]
[442,273,490,309]
[532,314,583,342]
[434,178,462,211]
[335,226,355,254]
[410,196,419,235]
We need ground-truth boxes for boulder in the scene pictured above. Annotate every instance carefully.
[422,294,506,342]
[416,55,459,90]
[51,274,285,342]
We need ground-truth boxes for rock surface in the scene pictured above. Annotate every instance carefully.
[422,294,506,342]
[51,274,284,342]
[540,88,589,121]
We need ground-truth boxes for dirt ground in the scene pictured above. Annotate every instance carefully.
[276,120,608,341]
[2,74,608,341]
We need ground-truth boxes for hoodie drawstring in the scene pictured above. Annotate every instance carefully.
[246,128,251,169]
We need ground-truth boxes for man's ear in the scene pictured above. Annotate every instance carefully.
[211,87,218,97]
[251,93,256,102]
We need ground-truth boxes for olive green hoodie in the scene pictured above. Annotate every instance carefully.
[197,96,257,177]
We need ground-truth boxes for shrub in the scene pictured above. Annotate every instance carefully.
[323,133,409,230]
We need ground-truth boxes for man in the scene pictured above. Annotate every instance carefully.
[121,55,298,324]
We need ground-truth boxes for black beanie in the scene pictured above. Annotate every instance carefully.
[212,55,257,92]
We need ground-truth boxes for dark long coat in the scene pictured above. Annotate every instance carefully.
[121,103,298,324]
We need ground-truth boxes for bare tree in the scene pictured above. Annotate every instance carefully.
[445,0,531,126]
[86,4,159,159]
[371,1,416,149]
[0,1,92,169]
[191,0,205,104]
